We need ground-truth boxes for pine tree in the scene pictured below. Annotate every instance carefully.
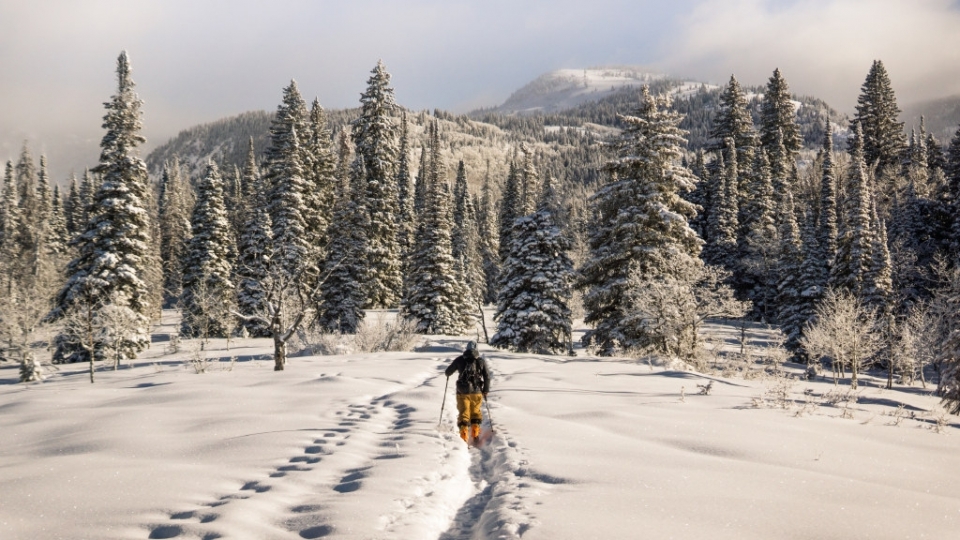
[817,124,839,280]
[78,170,97,229]
[926,132,947,173]
[14,146,41,266]
[402,123,466,335]
[518,145,539,216]
[739,149,778,320]
[180,163,237,338]
[352,61,402,309]
[687,149,709,240]
[64,174,81,237]
[797,207,823,341]
[578,87,702,352]
[452,160,470,262]
[498,160,521,263]
[760,68,802,159]
[413,145,428,215]
[51,51,153,363]
[775,190,804,351]
[477,164,501,304]
[710,75,759,165]
[831,123,875,296]
[316,177,368,333]
[492,177,574,354]
[158,159,192,304]
[235,150,273,337]
[450,160,485,307]
[303,98,337,262]
[317,136,368,333]
[48,185,69,257]
[850,60,906,171]
[265,81,312,282]
[703,139,739,269]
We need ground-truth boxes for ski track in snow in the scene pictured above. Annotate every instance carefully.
[138,357,548,540]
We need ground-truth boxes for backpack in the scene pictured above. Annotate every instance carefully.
[458,352,484,393]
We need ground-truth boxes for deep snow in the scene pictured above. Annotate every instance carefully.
[2,313,959,540]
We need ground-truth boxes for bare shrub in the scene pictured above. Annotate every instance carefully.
[800,288,882,389]
[354,313,421,353]
[291,313,422,356]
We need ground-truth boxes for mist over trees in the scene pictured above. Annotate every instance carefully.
[4,51,960,415]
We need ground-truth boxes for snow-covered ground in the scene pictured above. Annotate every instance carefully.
[2,315,959,540]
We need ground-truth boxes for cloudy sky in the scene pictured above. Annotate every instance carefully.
[3,0,960,181]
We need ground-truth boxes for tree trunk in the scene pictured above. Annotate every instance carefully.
[273,335,286,371]
[476,299,489,343]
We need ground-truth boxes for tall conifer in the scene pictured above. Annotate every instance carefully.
[51,51,153,363]
[850,60,906,171]
[180,163,237,338]
[579,87,701,352]
[760,68,802,158]
[352,61,402,308]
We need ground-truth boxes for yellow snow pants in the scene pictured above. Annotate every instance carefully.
[456,393,483,427]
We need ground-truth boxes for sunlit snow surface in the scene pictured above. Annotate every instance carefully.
[2,312,959,539]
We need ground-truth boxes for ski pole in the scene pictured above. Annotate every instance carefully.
[438,375,450,428]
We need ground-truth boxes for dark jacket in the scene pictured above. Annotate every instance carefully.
[445,350,490,395]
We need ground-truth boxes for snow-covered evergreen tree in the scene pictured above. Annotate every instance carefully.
[518,145,539,216]
[158,159,192,304]
[703,140,739,269]
[235,154,273,337]
[498,160,521,264]
[739,149,778,320]
[477,166,500,304]
[492,176,574,354]
[817,125,839,280]
[451,160,485,306]
[760,68,802,159]
[78,170,97,230]
[352,61,402,309]
[710,75,758,165]
[830,123,875,297]
[402,122,466,336]
[64,174,81,237]
[775,190,804,351]
[687,149,709,240]
[413,145,428,216]
[797,207,824,339]
[850,60,906,171]
[265,81,312,282]
[578,86,702,353]
[303,98,337,262]
[48,185,69,257]
[180,162,237,338]
[316,133,367,333]
[51,51,152,363]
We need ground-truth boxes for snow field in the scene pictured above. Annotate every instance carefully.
[3,318,960,539]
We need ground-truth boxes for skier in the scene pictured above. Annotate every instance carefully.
[444,341,491,444]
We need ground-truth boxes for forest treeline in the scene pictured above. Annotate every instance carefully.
[3,53,960,413]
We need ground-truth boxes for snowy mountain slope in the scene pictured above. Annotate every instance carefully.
[494,67,669,114]
[2,313,960,540]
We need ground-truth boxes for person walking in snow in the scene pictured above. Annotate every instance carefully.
[445,341,491,444]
